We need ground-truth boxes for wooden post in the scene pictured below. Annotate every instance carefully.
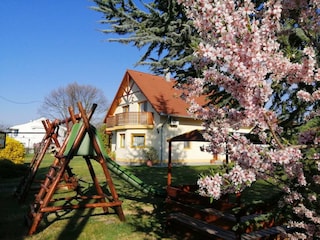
[167,141,172,186]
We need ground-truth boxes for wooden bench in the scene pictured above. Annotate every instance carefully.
[167,198,269,227]
[167,212,291,239]
[167,212,237,239]
[166,198,237,229]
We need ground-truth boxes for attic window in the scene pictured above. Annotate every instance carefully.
[131,134,145,148]
[139,101,147,112]
[123,105,129,112]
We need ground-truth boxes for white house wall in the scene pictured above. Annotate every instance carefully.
[114,128,160,165]
[112,115,215,165]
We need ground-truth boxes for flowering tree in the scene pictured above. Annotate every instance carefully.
[178,0,320,238]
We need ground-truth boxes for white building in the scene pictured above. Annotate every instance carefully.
[8,118,66,153]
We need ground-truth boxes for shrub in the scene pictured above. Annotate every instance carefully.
[107,148,116,160]
[0,136,25,164]
[142,146,158,162]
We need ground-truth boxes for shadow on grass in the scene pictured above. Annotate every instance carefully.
[107,165,216,239]
[0,160,30,239]
[115,185,169,239]
[39,186,105,240]
[0,186,28,240]
[0,159,28,179]
[56,208,94,240]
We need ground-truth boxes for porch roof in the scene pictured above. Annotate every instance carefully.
[167,129,208,142]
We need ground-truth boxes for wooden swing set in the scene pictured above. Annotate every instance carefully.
[15,102,125,235]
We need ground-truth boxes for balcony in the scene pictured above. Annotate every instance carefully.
[106,112,154,130]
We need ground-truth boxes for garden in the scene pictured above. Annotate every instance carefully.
[1,1,320,239]
[0,153,282,240]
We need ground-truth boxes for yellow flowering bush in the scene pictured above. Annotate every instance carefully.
[0,136,25,164]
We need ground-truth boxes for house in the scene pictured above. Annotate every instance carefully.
[8,117,66,153]
[104,69,215,166]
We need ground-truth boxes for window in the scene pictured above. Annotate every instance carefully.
[131,134,145,148]
[120,134,125,148]
[139,101,148,112]
[184,141,191,149]
[123,105,129,112]
[13,129,18,137]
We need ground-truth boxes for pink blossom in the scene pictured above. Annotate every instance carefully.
[179,0,320,237]
[197,174,222,199]
[312,90,320,101]
[308,194,317,202]
[313,175,320,185]
[297,90,313,102]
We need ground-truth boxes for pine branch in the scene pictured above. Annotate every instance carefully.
[92,0,197,78]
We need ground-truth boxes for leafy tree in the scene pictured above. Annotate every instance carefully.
[38,82,108,123]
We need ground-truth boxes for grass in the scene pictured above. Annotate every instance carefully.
[0,154,280,240]
[0,154,218,240]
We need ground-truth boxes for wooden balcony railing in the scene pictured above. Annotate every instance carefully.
[106,112,154,128]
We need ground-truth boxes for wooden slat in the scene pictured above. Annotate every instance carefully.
[167,208,292,239]
[166,198,236,231]
[202,207,237,222]
[168,212,237,239]
[241,226,288,240]
[168,198,268,225]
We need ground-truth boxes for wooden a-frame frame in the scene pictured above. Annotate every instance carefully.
[15,117,77,203]
[26,102,125,235]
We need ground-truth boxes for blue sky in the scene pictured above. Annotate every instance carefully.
[0,0,149,127]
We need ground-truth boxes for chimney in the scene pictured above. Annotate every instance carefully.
[165,71,171,82]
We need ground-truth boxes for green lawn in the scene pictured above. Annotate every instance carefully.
[0,154,280,240]
[0,154,217,240]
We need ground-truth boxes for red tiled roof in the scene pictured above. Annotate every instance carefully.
[104,69,207,121]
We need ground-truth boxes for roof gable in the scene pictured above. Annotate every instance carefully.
[104,70,207,122]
